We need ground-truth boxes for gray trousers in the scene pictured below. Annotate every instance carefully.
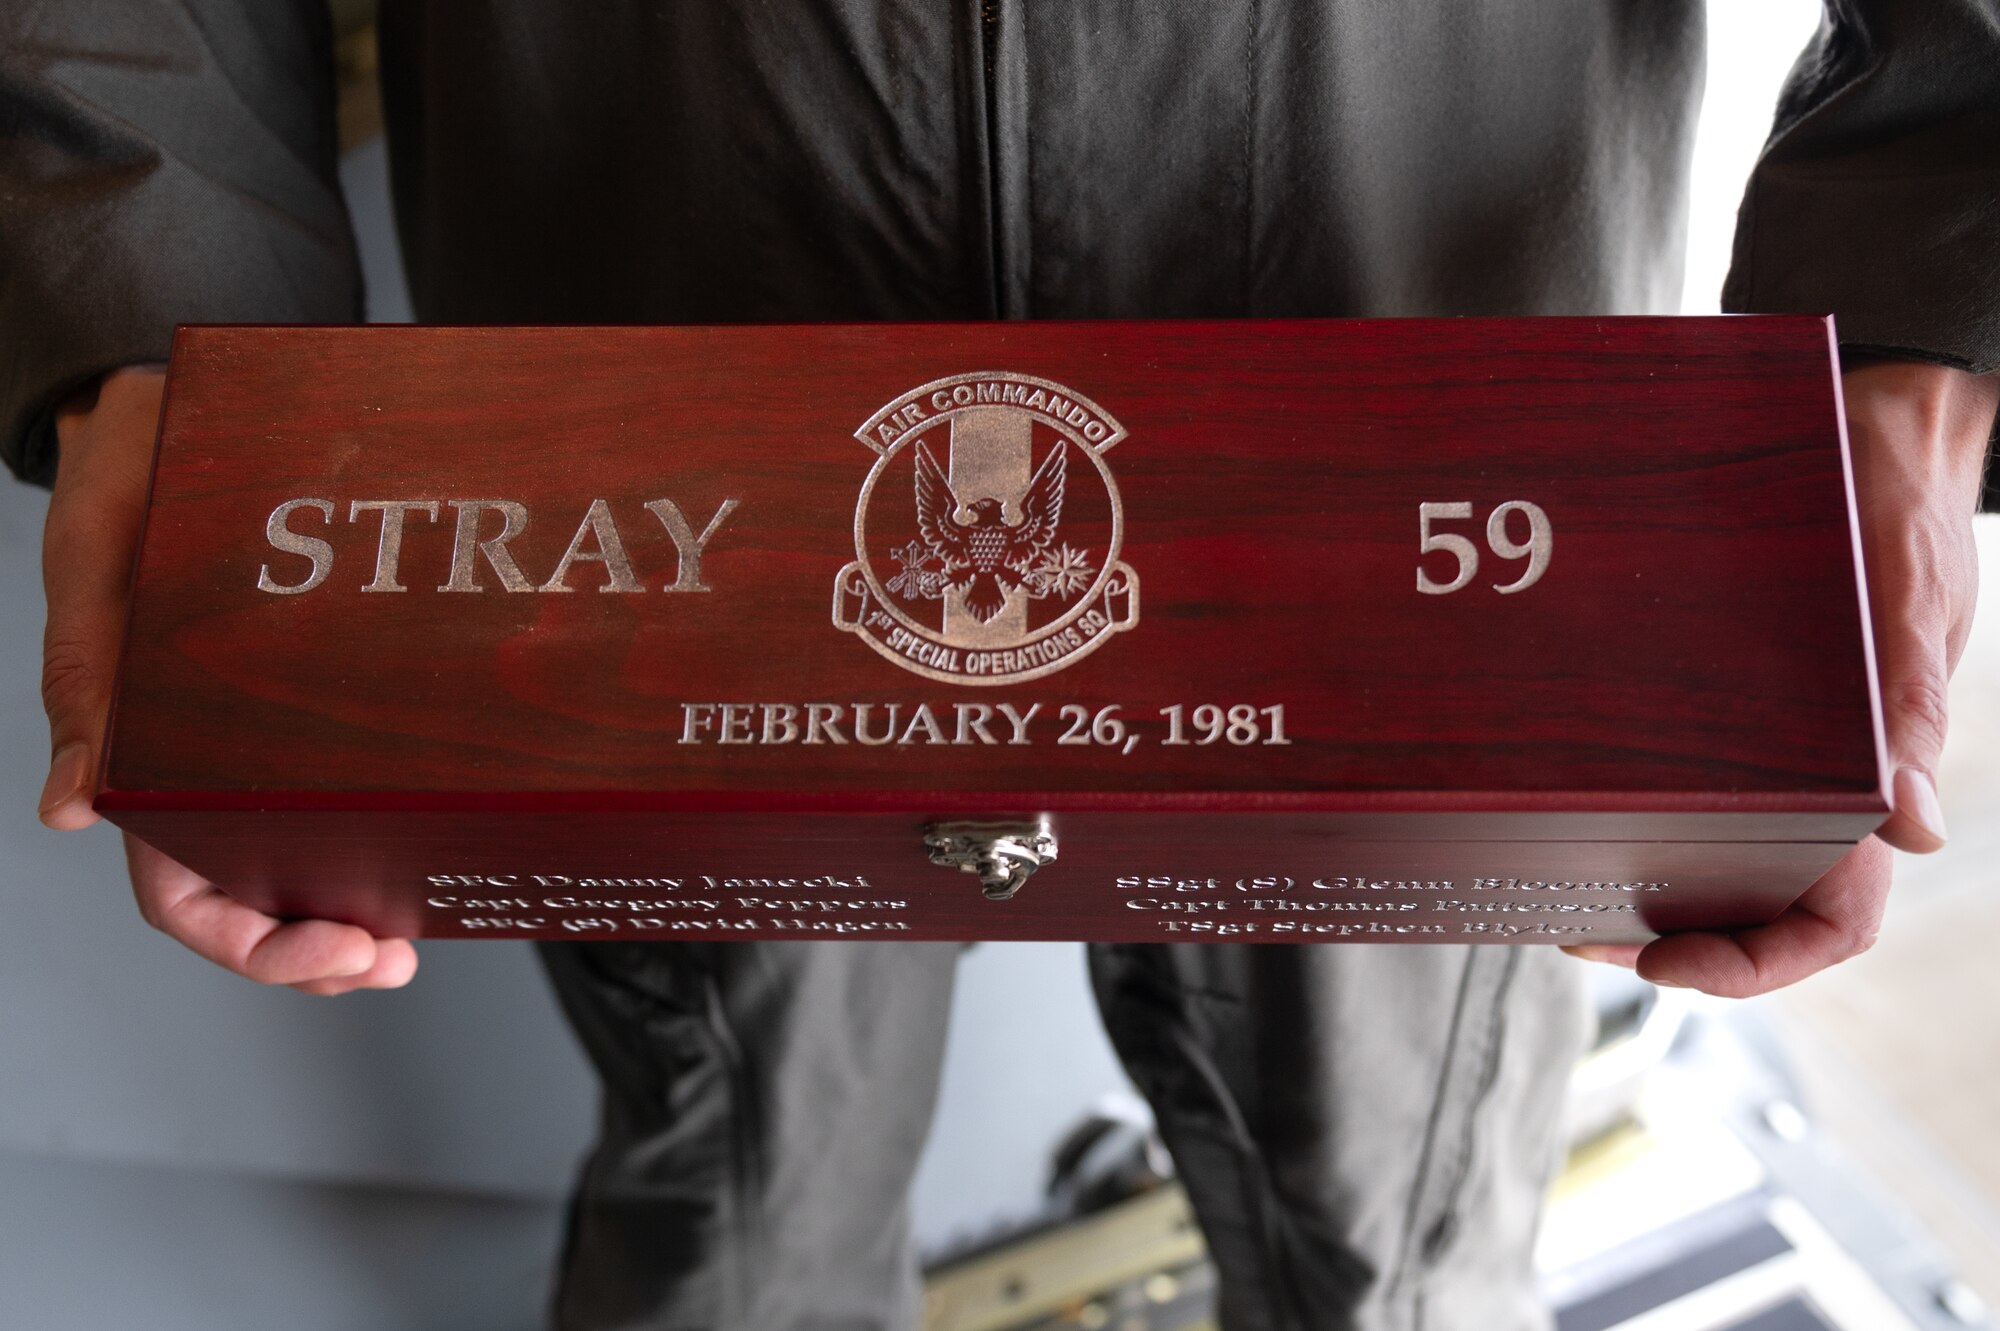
[535,942,1591,1331]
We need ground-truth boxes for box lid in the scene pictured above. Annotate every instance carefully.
[99,317,1887,841]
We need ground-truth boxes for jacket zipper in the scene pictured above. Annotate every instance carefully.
[980,0,1009,318]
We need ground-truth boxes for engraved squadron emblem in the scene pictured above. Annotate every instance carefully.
[834,372,1139,684]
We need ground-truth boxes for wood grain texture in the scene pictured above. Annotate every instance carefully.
[97,317,1886,942]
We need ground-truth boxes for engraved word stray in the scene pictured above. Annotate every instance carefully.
[255,497,738,594]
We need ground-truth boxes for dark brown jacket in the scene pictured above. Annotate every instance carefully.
[4,1,1996,500]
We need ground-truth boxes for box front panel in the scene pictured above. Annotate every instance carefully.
[110,809,1858,946]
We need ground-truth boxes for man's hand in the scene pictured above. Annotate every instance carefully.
[38,366,417,996]
[1568,361,1999,997]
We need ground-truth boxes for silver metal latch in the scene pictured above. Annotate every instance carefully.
[923,818,1059,901]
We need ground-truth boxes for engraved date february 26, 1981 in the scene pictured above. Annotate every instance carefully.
[673,701,1291,755]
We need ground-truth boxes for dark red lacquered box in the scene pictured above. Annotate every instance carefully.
[97,317,1886,944]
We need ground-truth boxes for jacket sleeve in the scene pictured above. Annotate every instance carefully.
[1720,1,2000,510]
[0,0,361,487]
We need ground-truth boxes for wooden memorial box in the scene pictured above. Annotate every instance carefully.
[97,317,1886,945]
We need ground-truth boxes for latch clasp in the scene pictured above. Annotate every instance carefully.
[922,819,1058,901]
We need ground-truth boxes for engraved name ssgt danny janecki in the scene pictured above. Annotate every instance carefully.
[833,372,1140,685]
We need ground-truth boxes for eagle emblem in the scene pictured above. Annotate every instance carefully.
[833,371,1140,685]
[912,439,1070,623]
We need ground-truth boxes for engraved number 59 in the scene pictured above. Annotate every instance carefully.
[1416,501,1552,595]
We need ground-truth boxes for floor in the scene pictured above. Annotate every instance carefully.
[1761,526,2000,1298]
